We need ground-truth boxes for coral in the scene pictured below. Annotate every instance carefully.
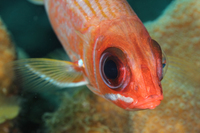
[131,0,200,132]
[44,0,200,133]
[130,61,200,133]
[0,18,16,95]
[144,0,200,67]
[0,18,20,132]
[0,121,14,133]
[44,88,130,133]
[0,94,19,124]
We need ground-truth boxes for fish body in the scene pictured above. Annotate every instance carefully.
[19,0,165,110]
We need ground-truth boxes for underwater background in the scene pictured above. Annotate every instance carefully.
[1,0,200,133]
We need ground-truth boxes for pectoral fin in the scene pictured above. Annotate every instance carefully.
[13,58,88,92]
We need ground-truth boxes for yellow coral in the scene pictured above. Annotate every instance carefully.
[131,0,200,132]
[145,0,200,66]
[0,94,19,124]
[130,60,200,133]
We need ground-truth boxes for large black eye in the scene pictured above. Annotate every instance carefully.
[99,48,128,90]
[104,60,118,79]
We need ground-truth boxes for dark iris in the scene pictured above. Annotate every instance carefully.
[104,60,118,79]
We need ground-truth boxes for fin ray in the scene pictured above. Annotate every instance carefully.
[12,58,88,92]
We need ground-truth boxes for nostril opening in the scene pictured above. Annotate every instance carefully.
[134,86,138,91]
[148,95,159,99]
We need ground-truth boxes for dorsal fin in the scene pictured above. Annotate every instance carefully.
[27,0,44,5]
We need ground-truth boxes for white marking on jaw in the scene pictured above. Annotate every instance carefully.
[104,93,134,103]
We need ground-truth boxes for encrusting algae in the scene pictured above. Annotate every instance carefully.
[43,0,200,133]
[0,18,20,132]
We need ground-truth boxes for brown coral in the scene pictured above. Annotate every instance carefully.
[0,18,20,132]
[0,18,16,96]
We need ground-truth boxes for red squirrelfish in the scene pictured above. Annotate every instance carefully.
[16,0,167,110]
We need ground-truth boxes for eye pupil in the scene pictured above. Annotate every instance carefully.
[104,60,118,79]
[162,63,166,68]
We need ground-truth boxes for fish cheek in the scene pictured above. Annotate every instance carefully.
[93,36,133,107]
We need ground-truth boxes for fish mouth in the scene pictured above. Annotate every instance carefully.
[128,95,163,110]
[135,100,161,109]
